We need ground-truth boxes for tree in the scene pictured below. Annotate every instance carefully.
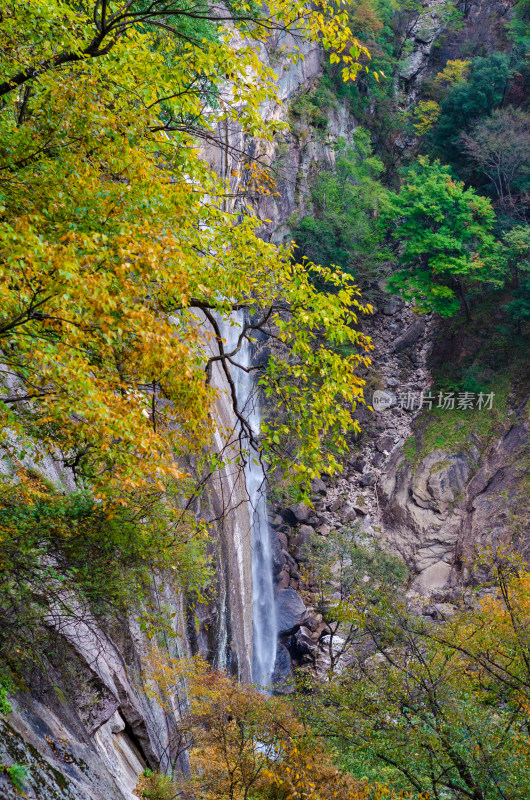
[413,61,469,136]
[431,52,512,167]
[461,108,530,215]
[432,59,471,90]
[142,652,372,800]
[385,158,502,320]
[0,0,375,675]
[0,0,374,500]
[302,525,408,677]
[298,557,530,800]
[503,225,530,332]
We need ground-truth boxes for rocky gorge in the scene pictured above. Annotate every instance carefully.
[0,0,528,797]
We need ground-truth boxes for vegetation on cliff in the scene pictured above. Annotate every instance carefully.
[0,0,376,694]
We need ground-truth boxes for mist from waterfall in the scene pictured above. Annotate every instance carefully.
[226,312,278,688]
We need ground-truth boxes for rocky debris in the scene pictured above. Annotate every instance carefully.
[276,588,308,635]
[382,298,401,316]
[375,435,395,453]
[317,523,332,536]
[277,531,288,549]
[391,320,425,353]
[280,503,305,524]
[277,570,291,589]
[372,452,386,469]
[359,473,377,487]
[422,602,457,620]
[340,504,357,523]
[328,496,346,512]
[270,530,285,575]
[294,626,318,660]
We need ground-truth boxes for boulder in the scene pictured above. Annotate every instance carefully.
[291,524,314,561]
[288,502,312,523]
[359,472,376,487]
[352,498,368,515]
[350,457,366,473]
[310,478,327,495]
[295,626,317,659]
[382,298,400,315]
[372,452,385,469]
[270,530,284,575]
[328,497,345,513]
[276,588,307,635]
[340,504,357,523]
[391,320,425,353]
[375,435,394,453]
[277,570,290,589]
[416,561,452,591]
[272,643,294,694]
[317,523,332,536]
[277,531,288,549]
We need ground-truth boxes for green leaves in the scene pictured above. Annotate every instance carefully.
[384,158,503,318]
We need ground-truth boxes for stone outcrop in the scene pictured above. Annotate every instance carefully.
[379,401,528,593]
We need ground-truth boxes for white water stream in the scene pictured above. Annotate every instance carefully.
[225,312,277,687]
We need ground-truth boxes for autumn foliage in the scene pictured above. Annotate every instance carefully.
[0,0,375,668]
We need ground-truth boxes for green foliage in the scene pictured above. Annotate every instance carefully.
[298,561,530,799]
[134,769,176,800]
[503,224,530,282]
[0,473,211,671]
[0,681,12,716]
[506,280,530,330]
[292,129,388,279]
[385,158,503,318]
[0,763,29,792]
[429,52,512,167]
[310,527,408,604]
[289,83,336,132]
[409,378,510,467]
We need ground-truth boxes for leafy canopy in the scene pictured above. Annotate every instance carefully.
[0,0,376,673]
[385,158,502,318]
[0,0,374,506]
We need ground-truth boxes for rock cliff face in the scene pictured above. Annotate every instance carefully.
[380,403,528,594]
[267,293,528,671]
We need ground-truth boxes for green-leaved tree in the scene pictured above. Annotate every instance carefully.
[385,158,503,319]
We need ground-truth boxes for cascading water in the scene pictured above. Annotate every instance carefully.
[225,312,278,687]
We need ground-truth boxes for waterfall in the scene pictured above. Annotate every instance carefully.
[225,312,278,687]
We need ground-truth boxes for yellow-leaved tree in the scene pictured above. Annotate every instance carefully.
[0,0,373,666]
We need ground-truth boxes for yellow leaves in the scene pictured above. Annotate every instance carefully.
[413,100,441,136]
[0,0,374,506]
[434,58,471,87]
